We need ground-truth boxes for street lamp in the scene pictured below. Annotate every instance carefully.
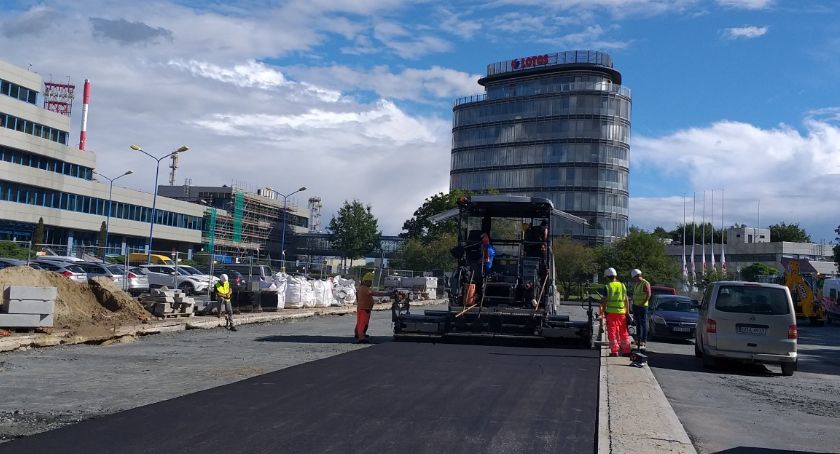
[279,186,307,273]
[93,170,133,255]
[129,144,189,263]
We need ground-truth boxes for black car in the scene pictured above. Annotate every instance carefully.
[648,295,699,341]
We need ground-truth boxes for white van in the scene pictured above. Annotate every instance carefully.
[695,281,797,376]
[821,278,840,323]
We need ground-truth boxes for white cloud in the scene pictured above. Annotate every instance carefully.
[630,113,840,239]
[538,24,630,50]
[723,25,768,40]
[491,0,699,18]
[716,0,775,10]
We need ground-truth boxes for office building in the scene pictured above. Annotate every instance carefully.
[450,50,631,244]
[0,59,204,256]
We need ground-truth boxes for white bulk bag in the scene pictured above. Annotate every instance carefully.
[285,276,305,309]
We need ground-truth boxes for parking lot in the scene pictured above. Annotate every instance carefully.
[646,323,840,453]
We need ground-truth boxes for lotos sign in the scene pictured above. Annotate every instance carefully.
[511,54,549,70]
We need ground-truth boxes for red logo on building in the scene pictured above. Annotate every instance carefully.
[511,54,549,70]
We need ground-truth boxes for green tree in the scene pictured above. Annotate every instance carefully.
[699,268,731,293]
[97,221,107,255]
[740,262,778,282]
[0,241,30,260]
[553,236,596,300]
[393,233,458,272]
[32,217,45,247]
[834,224,840,272]
[668,222,724,244]
[768,222,811,243]
[652,226,670,239]
[328,200,381,267]
[595,230,681,286]
[401,189,470,241]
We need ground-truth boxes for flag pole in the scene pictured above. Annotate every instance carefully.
[691,192,696,286]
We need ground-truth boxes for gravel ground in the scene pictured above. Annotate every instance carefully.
[0,308,392,442]
[646,323,840,454]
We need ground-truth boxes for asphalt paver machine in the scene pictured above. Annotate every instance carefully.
[392,195,594,344]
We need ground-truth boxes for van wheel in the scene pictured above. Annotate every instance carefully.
[694,342,702,358]
[701,353,716,369]
[781,362,795,376]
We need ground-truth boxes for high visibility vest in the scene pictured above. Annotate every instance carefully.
[633,278,650,307]
[605,281,627,314]
[215,281,231,298]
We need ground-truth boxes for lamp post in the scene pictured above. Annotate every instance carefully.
[93,170,133,255]
[279,186,307,273]
[129,144,189,263]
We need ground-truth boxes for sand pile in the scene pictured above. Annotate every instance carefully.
[0,267,149,338]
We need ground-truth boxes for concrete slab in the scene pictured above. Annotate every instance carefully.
[2,299,55,315]
[0,313,53,328]
[4,286,57,302]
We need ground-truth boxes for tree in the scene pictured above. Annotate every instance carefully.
[553,237,596,300]
[740,262,778,282]
[594,230,681,286]
[32,217,45,247]
[393,233,458,272]
[698,268,730,292]
[328,200,381,268]
[652,226,670,240]
[834,224,840,272]
[667,222,724,244]
[401,189,470,241]
[768,222,811,243]
[97,221,107,258]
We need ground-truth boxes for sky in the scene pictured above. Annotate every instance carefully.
[1,0,839,242]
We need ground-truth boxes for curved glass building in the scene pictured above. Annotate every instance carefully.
[450,50,631,244]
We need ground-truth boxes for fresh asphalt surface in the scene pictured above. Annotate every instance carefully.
[2,316,599,453]
[645,323,840,454]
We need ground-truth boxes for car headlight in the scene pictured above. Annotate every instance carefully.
[653,315,667,325]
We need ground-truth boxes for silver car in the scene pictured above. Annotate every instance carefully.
[695,281,798,376]
[140,265,209,295]
[34,260,88,283]
[75,262,125,287]
[109,265,150,296]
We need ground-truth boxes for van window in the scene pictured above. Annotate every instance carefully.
[715,285,790,315]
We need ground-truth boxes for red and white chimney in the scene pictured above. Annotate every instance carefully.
[79,79,90,151]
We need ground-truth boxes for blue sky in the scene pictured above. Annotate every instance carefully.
[1,0,838,241]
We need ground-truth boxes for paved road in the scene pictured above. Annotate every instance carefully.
[1,305,599,453]
[646,323,840,454]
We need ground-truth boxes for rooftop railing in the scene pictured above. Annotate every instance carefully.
[486,50,614,77]
[454,81,631,107]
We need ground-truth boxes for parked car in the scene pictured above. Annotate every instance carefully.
[820,278,840,324]
[222,264,275,289]
[0,258,27,270]
[75,262,125,287]
[139,265,209,295]
[34,260,88,283]
[176,265,219,286]
[695,281,797,376]
[211,269,245,291]
[649,295,699,341]
[109,265,150,296]
[651,285,677,296]
[34,255,86,263]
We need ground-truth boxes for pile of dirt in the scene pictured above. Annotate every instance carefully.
[0,267,149,338]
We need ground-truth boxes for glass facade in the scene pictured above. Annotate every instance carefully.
[451,50,631,244]
[0,79,38,105]
[0,112,69,145]
[0,179,203,230]
[1,145,93,180]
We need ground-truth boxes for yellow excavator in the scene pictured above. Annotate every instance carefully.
[784,261,826,326]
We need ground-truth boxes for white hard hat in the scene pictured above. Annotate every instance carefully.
[631,269,642,278]
[604,267,617,277]
[220,274,228,282]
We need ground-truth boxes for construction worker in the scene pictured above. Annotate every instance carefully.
[355,272,375,344]
[214,274,237,331]
[630,268,651,350]
[600,268,631,357]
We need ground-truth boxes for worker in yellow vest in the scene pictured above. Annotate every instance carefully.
[214,274,237,332]
[630,269,651,350]
[600,267,631,357]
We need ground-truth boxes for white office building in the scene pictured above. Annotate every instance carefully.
[0,59,204,256]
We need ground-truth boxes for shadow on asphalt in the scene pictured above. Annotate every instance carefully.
[253,334,595,350]
[647,350,777,377]
[714,448,833,454]
[254,334,372,344]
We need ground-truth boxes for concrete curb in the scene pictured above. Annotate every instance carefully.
[0,299,446,353]
[597,326,696,454]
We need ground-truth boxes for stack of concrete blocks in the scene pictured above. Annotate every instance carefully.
[407,277,438,300]
[0,286,56,328]
[143,288,195,318]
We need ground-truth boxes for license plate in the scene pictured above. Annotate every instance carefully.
[737,326,767,335]
[672,327,691,332]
